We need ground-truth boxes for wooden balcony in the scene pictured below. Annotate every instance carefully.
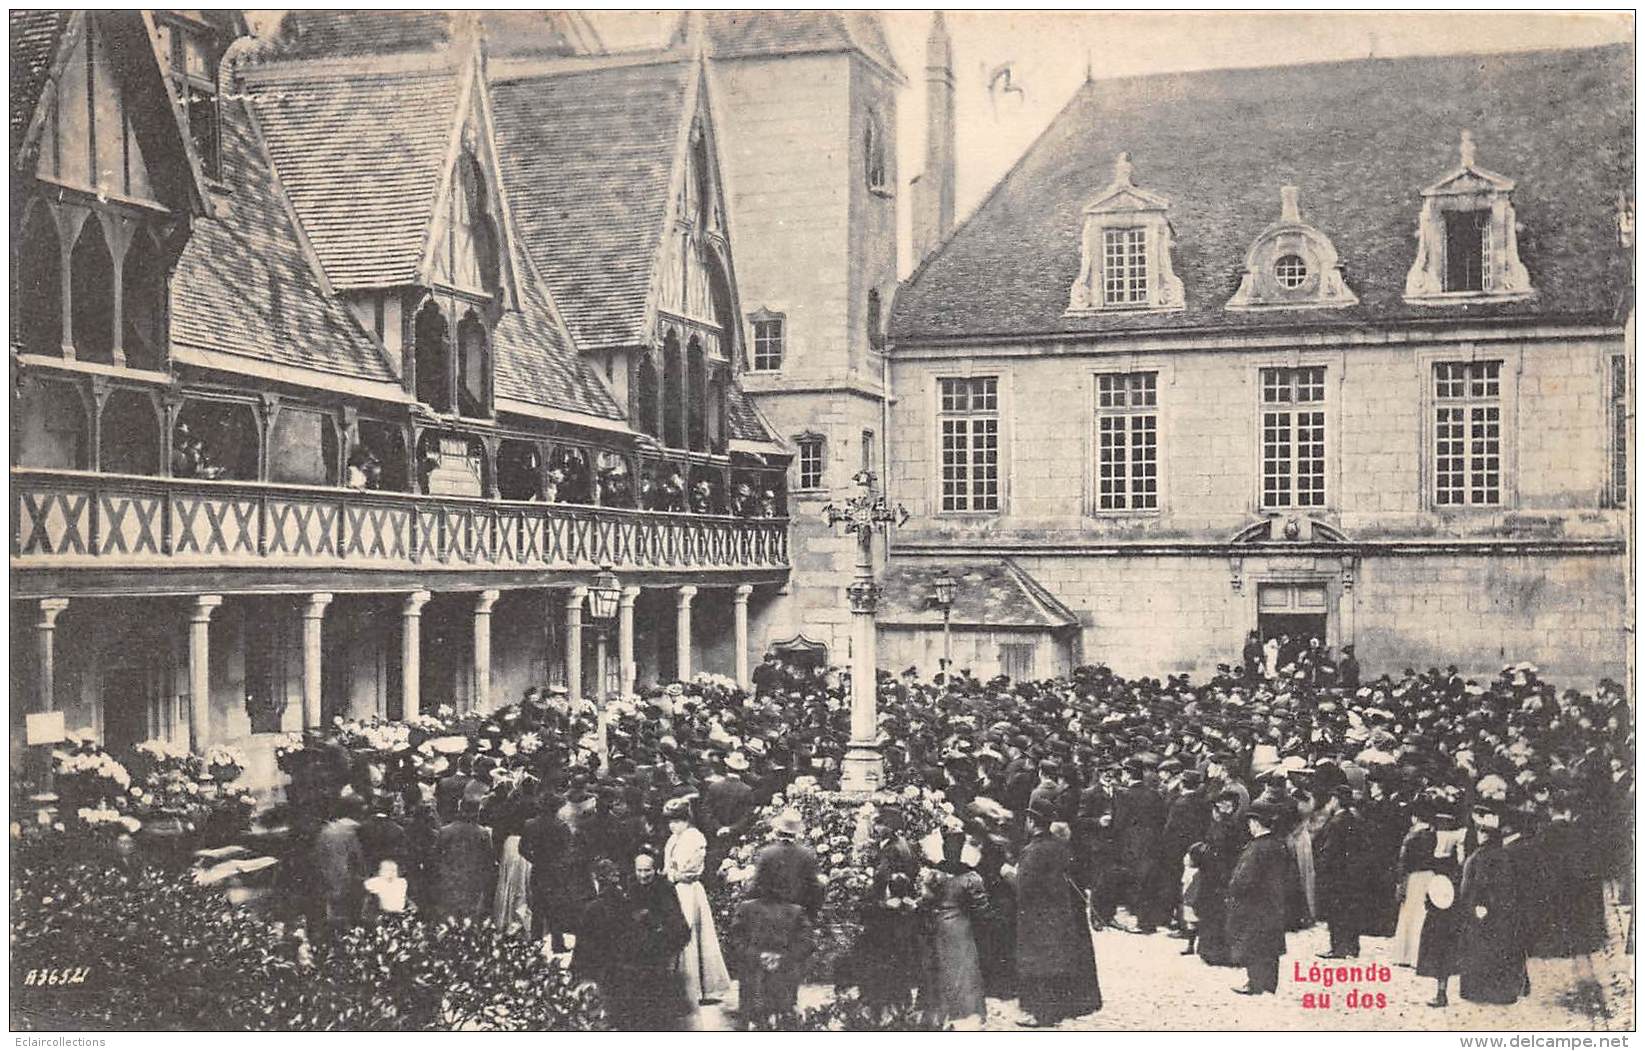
[11,469,790,595]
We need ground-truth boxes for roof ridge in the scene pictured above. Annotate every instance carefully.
[489,47,687,83]
[238,48,460,82]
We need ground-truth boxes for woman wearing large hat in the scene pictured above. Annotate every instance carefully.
[662,794,733,1006]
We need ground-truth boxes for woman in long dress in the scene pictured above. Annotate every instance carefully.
[1389,804,1438,966]
[923,831,990,1028]
[493,832,534,933]
[661,796,732,1006]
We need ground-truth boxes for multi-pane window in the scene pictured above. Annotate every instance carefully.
[1434,361,1502,506]
[1611,354,1628,506]
[938,376,1000,512]
[1260,366,1327,508]
[1095,372,1158,510]
[1443,209,1491,292]
[154,17,221,181]
[797,437,824,490]
[751,317,784,371]
[1102,227,1149,305]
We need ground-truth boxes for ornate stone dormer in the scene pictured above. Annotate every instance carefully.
[1067,153,1185,314]
[1227,186,1358,311]
[1404,130,1533,303]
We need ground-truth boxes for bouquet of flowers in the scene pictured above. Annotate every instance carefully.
[204,745,248,784]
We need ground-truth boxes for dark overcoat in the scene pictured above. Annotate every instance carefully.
[731,897,814,1017]
[1311,809,1366,929]
[1016,832,1102,1019]
[1457,840,1529,1004]
[752,838,823,915]
[1225,833,1290,965]
[1529,822,1608,956]
[431,820,495,920]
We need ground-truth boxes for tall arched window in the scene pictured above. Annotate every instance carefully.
[99,389,161,476]
[454,151,501,295]
[17,206,62,358]
[662,331,685,449]
[687,337,707,451]
[635,356,661,440]
[456,310,489,418]
[413,300,451,412]
[70,217,115,363]
[707,374,726,453]
[121,229,166,370]
[865,111,887,191]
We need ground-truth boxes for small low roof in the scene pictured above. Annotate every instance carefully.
[877,558,1079,630]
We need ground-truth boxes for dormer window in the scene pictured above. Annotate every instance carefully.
[1404,131,1533,304]
[1067,153,1185,314]
[154,15,221,181]
[1227,186,1358,311]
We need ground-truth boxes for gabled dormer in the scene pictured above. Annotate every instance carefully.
[1404,130,1534,304]
[11,11,223,371]
[1227,186,1358,311]
[1067,153,1185,314]
[642,60,744,453]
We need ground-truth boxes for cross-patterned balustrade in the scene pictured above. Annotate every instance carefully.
[12,469,790,574]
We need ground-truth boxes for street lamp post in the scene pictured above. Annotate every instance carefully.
[585,565,622,770]
[823,470,908,796]
[932,570,957,678]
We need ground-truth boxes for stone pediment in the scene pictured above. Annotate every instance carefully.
[1230,514,1349,544]
[1087,186,1169,215]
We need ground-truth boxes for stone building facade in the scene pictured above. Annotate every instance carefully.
[886,45,1634,685]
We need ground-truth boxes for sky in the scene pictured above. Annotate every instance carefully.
[248,10,1632,276]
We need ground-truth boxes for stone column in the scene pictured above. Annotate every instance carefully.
[473,589,499,713]
[400,590,431,721]
[35,599,70,712]
[675,585,697,682]
[594,627,609,702]
[187,595,223,753]
[617,586,640,699]
[301,593,333,729]
[732,584,753,690]
[841,528,883,795]
[564,587,587,704]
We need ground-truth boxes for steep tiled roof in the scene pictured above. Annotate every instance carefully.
[494,272,623,419]
[257,11,599,62]
[724,384,774,443]
[693,10,902,80]
[10,10,72,154]
[490,59,691,352]
[171,95,396,384]
[891,45,1635,344]
[878,559,1079,629]
[244,65,459,289]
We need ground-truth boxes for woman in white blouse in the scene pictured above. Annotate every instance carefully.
[662,795,732,1006]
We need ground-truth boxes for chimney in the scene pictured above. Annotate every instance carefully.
[912,11,956,264]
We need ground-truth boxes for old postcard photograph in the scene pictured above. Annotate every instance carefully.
[6,7,1636,1035]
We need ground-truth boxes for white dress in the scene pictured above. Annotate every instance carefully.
[664,825,732,1003]
[493,834,533,933]
[1390,827,1465,965]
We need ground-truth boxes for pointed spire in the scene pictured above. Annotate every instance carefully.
[1280,185,1301,223]
[1459,129,1476,170]
[926,10,952,72]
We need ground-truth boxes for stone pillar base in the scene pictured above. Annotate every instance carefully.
[839,742,884,798]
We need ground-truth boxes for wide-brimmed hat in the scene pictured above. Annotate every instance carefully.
[773,809,804,836]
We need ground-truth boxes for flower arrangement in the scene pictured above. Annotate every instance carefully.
[333,717,412,754]
[204,745,248,784]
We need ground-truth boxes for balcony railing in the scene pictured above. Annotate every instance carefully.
[12,469,789,573]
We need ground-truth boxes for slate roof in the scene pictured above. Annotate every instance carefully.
[877,559,1080,629]
[10,10,72,154]
[891,45,1635,344]
[490,58,692,353]
[245,65,459,290]
[170,95,396,385]
[493,272,623,419]
[692,10,902,80]
[257,10,598,62]
[724,384,772,443]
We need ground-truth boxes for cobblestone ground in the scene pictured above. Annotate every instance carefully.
[692,893,1634,1032]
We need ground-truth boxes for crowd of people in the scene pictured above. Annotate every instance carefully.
[281,647,1633,1029]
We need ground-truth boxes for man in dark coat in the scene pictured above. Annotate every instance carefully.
[1161,771,1211,931]
[1529,798,1608,956]
[1196,790,1248,967]
[704,760,756,838]
[519,789,584,953]
[312,794,367,936]
[1113,759,1169,931]
[1312,786,1365,958]
[1337,645,1361,691]
[751,809,823,916]
[1457,808,1529,1004]
[730,879,815,1026]
[430,798,496,920]
[1015,800,1102,1026]
[1227,802,1291,995]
